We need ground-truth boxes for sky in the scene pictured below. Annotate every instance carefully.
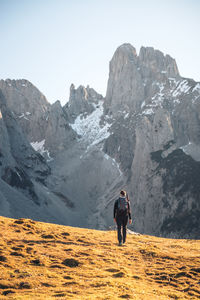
[0,0,200,105]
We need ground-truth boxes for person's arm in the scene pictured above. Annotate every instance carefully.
[128,201,132,224]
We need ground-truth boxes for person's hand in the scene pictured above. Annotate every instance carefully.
[129,219,132,225]
[114,218,116,223]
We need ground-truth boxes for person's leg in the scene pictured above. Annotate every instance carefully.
[122,215,128,243]
[116,217,122,245]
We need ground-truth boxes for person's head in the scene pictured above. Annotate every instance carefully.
[120,190,126,197]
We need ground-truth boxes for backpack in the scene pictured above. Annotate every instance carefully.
[117,197,128,214]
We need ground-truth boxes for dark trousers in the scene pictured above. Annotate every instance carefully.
[116,215,128,243]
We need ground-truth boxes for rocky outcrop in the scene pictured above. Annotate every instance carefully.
[41,100,76,156]
[0,89,79,225]
[64,84,103,122]
[103,43,200,238]
[0,89,49,203]
[0,79,76,157]
[0,79,50,142]
[139,46,179,79]
[104,43,180,116]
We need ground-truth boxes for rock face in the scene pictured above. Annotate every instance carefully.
[0,89,82,225]
[64,84,103,122]
[103,44,200,238]
[1,43,200,238]
[105,44,180,116]
[0,79,76,157]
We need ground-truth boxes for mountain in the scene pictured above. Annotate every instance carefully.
[103,44,200,238]
[0,86,78,225]
[1,43,200,238]
[0,79,76,157]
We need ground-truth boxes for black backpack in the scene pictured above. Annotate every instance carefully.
[117,197,128,214]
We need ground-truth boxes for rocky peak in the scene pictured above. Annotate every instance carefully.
[110,43,137,69]
[43,100,76,156]
[105,44,144,115]
[0,79,49,116]
[0,79,76,158]
[139,46,180,78]
[104,43,181,116]
[64,84,103,122]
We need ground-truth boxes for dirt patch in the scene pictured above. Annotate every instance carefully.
[120,294,131,299]
[14,219,25,224]
[41,234,54,239]
[2,290,15,296]
[10,251,24,257]
[54,293,67,297]
[113,272,125,278]
[19,282,32,289]
[63,276,73,280]
[61,232,70,237]
[31,259,43,266]
[62,258,80,267]
[106,268,120,273]
[0,255,7,262]
[41,282,56,287]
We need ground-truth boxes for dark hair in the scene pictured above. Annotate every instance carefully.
[120,190,126,196]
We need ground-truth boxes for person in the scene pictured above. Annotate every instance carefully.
[113,190,132,246]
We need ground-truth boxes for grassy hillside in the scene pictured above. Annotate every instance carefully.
[0,216,200,299]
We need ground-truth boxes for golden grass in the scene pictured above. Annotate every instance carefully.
[0,216,200,299]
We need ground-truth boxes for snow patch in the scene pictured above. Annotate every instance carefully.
[151,83,165,107]
[104,154,110,160]
[173,99,180,105]
[18,112,31,121]
[180,142,193,155]
[180,142,200,161]
[141,101,145,109]
[192,95,200,104]
[172,80,190,97]
[142,108,154,115]
[124,112,129,119]
[193,83,200,92]
[70,101,111,147]
[31,140,53,162]
[16,171,22,181]
[111,157,122,176]
[103,153,122,176]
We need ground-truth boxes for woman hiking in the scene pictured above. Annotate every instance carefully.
[113,190,132,246]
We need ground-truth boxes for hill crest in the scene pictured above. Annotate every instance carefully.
[0,216,200,299]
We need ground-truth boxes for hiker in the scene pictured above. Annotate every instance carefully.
[113,190,132,246]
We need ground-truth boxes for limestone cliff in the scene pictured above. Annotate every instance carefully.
[0,79,76,157]
[103,44,200,238]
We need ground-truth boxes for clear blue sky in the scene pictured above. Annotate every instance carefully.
[0,0,199,105]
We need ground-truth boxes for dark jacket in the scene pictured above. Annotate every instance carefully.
[114,197,132,220]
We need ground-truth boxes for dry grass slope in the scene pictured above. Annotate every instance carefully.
[0,216,200,299]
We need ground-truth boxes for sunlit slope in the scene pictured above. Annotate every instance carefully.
[0,216,200,299]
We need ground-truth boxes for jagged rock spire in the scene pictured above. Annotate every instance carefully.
[105,43,180,115]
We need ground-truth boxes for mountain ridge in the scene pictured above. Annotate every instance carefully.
[0,43,200,238]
